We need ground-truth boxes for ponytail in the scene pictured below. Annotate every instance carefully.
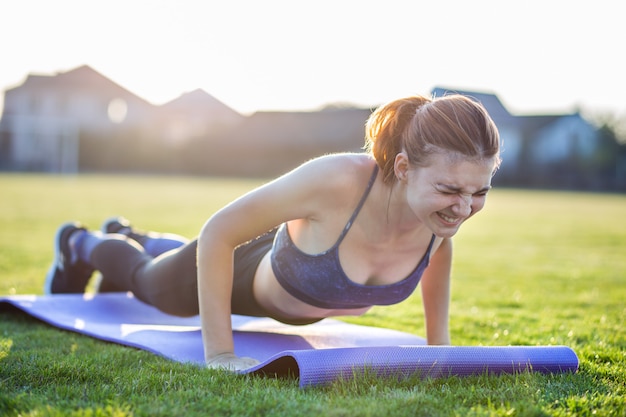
[365,94,500,183]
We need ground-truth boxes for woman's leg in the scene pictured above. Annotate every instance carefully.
[45,221,198,316]
[96,217,190,292]
[46,222,295,320]
[91,232,281,318]
[90,237,200,316]
[101,217,188,257]
[93,229,283,318]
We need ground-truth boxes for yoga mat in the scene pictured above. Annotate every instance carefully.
[0,293,578,387]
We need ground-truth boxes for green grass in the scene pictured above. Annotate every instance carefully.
[1,173,624,416]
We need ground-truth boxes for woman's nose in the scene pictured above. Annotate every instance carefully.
[452,195,472,217]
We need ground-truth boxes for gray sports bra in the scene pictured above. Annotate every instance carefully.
[270,165,436,309]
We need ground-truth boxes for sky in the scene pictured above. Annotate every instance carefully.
[1,0,624,117]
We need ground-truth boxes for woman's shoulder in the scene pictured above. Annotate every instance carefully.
[300,153,376,182]
[290,153,378,219]
[280,153,377,209]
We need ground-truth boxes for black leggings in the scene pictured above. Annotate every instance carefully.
[91,230,277,318]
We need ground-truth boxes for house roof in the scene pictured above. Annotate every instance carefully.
[7,65,152,105]
[431,86,517,125]
[516,114,562,135]
[161,88,242,119]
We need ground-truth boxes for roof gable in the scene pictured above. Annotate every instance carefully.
[161,89,241,116]
[431,86,515,123]
[10,65,150,105]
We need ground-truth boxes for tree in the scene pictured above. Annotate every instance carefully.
[588,111,626,190]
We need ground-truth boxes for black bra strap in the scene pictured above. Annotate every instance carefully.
[335,164,379,244]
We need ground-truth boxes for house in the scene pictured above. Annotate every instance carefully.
[0,65,243,172]
[157,88,244,145]
[431,87,603,187]
[0,65,156,172]
[206,107,372,176]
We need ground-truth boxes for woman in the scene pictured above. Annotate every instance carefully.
[45,94,501,371]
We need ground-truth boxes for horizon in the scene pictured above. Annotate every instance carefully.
[2,0,624,118]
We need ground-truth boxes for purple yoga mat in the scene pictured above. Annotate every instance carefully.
[0,293,578,387]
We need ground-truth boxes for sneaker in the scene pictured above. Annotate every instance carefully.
[101,216,148,245]
[44,222,95,294]
[101,216,132,235]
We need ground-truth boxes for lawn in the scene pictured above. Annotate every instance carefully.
[1,173,624,416]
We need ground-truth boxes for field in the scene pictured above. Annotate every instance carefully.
[1,173,624,416]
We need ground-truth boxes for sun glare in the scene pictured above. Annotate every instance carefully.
[107,98,127,123]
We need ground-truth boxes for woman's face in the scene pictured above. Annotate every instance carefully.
[402,153,497,238]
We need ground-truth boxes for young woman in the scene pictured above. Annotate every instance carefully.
[45,94,501,371]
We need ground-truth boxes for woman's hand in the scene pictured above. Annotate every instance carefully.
[206,352,260,371]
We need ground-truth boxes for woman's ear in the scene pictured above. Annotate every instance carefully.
[394,152,410,183]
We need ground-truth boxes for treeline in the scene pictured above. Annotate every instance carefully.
[77,123,626,192]
[78,129,323,178]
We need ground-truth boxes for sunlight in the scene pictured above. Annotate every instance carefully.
[0,338,12,360]
[107,98,127,123]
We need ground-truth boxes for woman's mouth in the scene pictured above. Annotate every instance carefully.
[437,212,462,226]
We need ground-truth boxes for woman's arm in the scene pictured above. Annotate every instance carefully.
[197,221,248,369]
[197,154,365,370]
[420,237,452,345]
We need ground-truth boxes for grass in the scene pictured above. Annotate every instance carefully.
[0,173,625,416]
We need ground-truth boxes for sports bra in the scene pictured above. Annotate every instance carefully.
[270,165,436,309]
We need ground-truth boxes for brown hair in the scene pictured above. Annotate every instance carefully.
[364,94,501,183]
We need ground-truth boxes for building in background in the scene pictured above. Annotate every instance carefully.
[1,66,623,190]
[431,87,603,187]
[0,65,242,172]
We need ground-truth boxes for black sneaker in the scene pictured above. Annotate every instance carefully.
[101,216,132,234]
[44,222,95,294]
[101,216,148,245]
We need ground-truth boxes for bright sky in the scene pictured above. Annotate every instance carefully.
[1,0,624,117]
